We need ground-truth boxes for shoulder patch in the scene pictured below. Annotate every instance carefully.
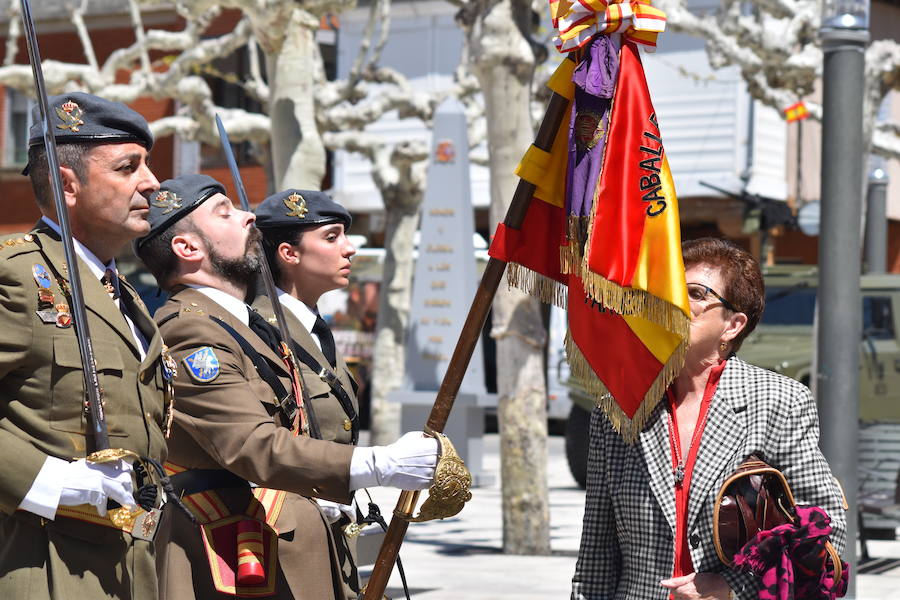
[183,346,220,383]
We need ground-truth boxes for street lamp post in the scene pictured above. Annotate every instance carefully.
[818,0,869,595]
[864,168,889,274]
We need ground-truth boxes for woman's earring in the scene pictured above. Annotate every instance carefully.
[719,341,727,352]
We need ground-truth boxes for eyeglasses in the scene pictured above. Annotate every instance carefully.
[686,283,738,312]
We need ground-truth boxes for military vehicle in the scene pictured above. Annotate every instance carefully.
[563,266,900,492]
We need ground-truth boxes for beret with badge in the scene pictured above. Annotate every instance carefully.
[27,92,153,151]
[254,189,351,230]
[24,92,154,175]
[134,174,227,253]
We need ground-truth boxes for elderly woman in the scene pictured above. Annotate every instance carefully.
[571,237,847,600]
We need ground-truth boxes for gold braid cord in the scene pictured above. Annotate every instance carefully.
[86,448,141,463]
[406,434,473,523]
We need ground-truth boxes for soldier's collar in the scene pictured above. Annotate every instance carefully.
[186,285,250,326]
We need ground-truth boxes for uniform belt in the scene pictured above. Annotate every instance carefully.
[14,503,161,541]
[168,468,250,498]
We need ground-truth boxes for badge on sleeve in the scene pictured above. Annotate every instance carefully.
[183,347,220,383]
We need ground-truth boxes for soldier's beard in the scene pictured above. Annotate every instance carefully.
[203,228,262,292]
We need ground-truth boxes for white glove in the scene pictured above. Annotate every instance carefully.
[350,431,439,491]
[58,458,136,516]
[317,498,357,525]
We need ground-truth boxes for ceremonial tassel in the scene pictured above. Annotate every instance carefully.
[236,519,266,585]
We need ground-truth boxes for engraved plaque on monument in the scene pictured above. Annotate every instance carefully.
[392,98,495,485]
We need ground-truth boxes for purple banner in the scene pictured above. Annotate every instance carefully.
[566,35,620,232]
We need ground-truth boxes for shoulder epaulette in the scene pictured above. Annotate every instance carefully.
[0,233,37,258]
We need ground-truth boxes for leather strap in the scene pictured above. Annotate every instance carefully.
[210,316,308,435]
[168,468,250,498]
[735,493,758,539]
[289,339,359,444]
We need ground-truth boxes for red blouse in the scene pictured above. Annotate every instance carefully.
[666,359,728,580]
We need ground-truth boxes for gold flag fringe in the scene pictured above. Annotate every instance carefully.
[578,267,691,341]
[560,215,590,274]
[565,331,689,444]
[505,263,568,308]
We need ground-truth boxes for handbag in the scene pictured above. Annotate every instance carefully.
[713,455,844,593]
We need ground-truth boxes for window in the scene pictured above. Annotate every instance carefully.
[5,88,33,167]
[762,286,817,326]
[863,296,894,340]
[199,45,266,169]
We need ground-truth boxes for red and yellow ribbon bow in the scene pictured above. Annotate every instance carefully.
[549,0,667,53]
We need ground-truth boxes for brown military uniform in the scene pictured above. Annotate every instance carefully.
[252,294,360,599]
[155,287,354,600]
[0,224,169,600]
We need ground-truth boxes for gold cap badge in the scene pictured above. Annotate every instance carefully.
[152,191,183,214]
[56,101,84,133]
[284,193,308,219]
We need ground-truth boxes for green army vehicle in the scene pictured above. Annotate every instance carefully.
[563,266,900,491]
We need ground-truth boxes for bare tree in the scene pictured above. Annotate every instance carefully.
[655,0,900,160]
[453,0,552,555]
[1,0,486,445]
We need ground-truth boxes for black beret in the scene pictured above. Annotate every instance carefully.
[134,174,226,253]
[28,92,153,150]
[254,189,351,231]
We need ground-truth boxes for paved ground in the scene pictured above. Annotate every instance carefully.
[358,433,900,599]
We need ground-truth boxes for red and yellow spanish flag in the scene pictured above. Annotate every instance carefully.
[488,58,575,308]
[784,101,809,122]
[489,5,688,441]
[568,42,689,441]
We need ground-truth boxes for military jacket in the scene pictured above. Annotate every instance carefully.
[155,287,354,600]
[252,294,361,599]
[0,224,169,600]
[251,295,359,444]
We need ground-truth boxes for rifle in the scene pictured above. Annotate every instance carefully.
[215,115,320,439]
[361,82,573,600]
[19,0,110,453]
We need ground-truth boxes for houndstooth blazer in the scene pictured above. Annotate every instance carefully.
[571,357,847,600]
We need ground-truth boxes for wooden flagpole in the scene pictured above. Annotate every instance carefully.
[361,85,572,600]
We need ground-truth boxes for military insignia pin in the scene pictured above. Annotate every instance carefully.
[283,193,308,219]
[55,303,72,328]
[151,190,183,215]
[35,310,57,324]
[32,264,52,289]
[38,288,55,307]
[56,101,85,133]
[161,345,178,381]
[183,346,220,383]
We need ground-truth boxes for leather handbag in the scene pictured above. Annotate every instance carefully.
[713,455,796,565]
[713,455,843,585]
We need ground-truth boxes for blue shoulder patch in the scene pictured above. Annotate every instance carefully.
[183,347,220,383]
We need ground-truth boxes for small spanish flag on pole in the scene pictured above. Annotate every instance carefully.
[784,101,810,122]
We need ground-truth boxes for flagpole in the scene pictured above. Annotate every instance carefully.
[361,70,572,600]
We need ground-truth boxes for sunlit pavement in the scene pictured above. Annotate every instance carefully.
[359,432,900,599]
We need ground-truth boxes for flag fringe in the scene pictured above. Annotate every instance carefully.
[565,332,688,444]
[505,263,568,307]
[560,215,590,275]
[578,268,691,340]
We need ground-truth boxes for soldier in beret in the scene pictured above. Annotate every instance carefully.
[252,190,365,599]
[0,92,170,600]
[135,174,440,600]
